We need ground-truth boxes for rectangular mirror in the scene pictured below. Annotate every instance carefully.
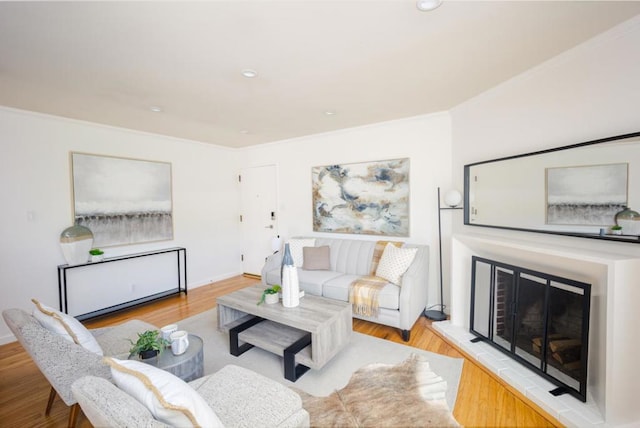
[464,132,640,243]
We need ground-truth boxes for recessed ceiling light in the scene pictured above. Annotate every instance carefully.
[149,106,163,113]
[416,0,442,11]
[240,130,250,134]
[241,69,258,78]
[324,110,336,116]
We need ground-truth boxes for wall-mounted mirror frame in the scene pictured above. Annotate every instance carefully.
[464,131,640,243]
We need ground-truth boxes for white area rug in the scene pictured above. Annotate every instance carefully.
[178,307,464,410]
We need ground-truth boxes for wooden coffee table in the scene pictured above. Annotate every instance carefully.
[217,287,352,381]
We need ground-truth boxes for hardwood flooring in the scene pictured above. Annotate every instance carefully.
[0,275,559,427]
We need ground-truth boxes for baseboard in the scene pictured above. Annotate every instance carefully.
[0,333,16,346]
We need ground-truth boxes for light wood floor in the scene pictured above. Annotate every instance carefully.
[0,275,560,427]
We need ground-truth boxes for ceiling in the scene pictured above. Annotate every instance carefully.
[1,1,639,148]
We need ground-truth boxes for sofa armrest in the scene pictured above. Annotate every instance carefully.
[397,245,430,330]
[261,252,283,285]
[72,376,168,428]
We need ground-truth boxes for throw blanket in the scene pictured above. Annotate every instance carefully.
[349,241,402,317]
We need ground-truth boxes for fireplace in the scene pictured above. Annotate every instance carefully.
[470,256,591,402]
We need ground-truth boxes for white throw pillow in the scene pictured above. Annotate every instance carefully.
[105,358,223,428]
[286,238,316,267]
[375,244,418,285]
[31,298,103,355]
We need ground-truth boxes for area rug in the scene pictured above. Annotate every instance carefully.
[297,354,461,427]
[177,308,463,411]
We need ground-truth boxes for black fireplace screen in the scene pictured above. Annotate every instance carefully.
[470,256,591,402]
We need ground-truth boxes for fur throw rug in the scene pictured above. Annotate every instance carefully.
[297,354,461,427]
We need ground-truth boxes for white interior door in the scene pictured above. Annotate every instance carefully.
[239,165,278,276]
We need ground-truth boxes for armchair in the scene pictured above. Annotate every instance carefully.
[2,308,156,427]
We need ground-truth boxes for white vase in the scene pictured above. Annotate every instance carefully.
[281,265,300,308]
[264,293,279,304]
[60,225,93,265]
[90,254,104,263]
[281,243,300,308]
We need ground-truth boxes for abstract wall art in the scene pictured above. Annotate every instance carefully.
[546,163,627,225]
[71,152,173,247]
[312,158,409,236]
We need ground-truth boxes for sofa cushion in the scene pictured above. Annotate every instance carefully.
[316,238,376,275]
[323,275,401,310]
[375,244,418,285]
[302,246,330,270]
[105,358,223,428]
[31,298,103,356]
[296,269,343,296]
[286,238,315,267]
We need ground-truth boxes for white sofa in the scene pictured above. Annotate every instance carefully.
[261,237,429,341]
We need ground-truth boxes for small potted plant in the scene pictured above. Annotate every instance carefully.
[129,330,169,359]
[257,285,281,305]
[89,248,104,262]
[611,225,623,235]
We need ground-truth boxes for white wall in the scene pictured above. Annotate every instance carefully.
[448,15,640,426]
[0,107,243,343]
[239,112,454,312]
[450,14,640,256]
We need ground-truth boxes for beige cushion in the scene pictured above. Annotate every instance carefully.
[302,246,330,270]
[286,238,315,267]
[31,298,103,355]
[375,244,418,285]
[105,358,223,428]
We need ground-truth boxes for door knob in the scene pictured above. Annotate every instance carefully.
[265,225,274,229]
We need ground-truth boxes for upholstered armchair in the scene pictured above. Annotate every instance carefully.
[72,364,310,427]
[2,308,156,427]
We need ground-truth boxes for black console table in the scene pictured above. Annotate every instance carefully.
[57,247,187,320]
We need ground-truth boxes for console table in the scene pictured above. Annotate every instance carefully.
[57,247,187,320]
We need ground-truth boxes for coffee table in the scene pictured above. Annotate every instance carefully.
[130,334,204,382]
[217,287,352,382]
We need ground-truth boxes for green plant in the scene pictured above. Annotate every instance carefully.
[89,248,104,255]
[257,285,281,305]
[129,330,169,357]
[611,225,622,230]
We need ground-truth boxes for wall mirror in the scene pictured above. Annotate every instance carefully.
[464,132,640,243]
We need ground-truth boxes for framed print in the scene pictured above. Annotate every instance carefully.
[546,163,627,225]
[71,152,173,247]
[312,158,409,236]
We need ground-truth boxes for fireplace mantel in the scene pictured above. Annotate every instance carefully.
[443,233,640,427]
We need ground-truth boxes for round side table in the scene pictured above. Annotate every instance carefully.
[131,334,204,382]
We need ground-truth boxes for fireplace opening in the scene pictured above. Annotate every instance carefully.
[470,256,591,402]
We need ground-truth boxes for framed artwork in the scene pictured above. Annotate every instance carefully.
[546,163,627,225]
[312,158,409,236]
[71,152,173,247]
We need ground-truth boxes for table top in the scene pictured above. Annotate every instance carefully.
[217,287,351,333]
[130,333,203,370]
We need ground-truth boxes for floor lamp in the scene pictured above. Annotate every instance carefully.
[424,187,463,321]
